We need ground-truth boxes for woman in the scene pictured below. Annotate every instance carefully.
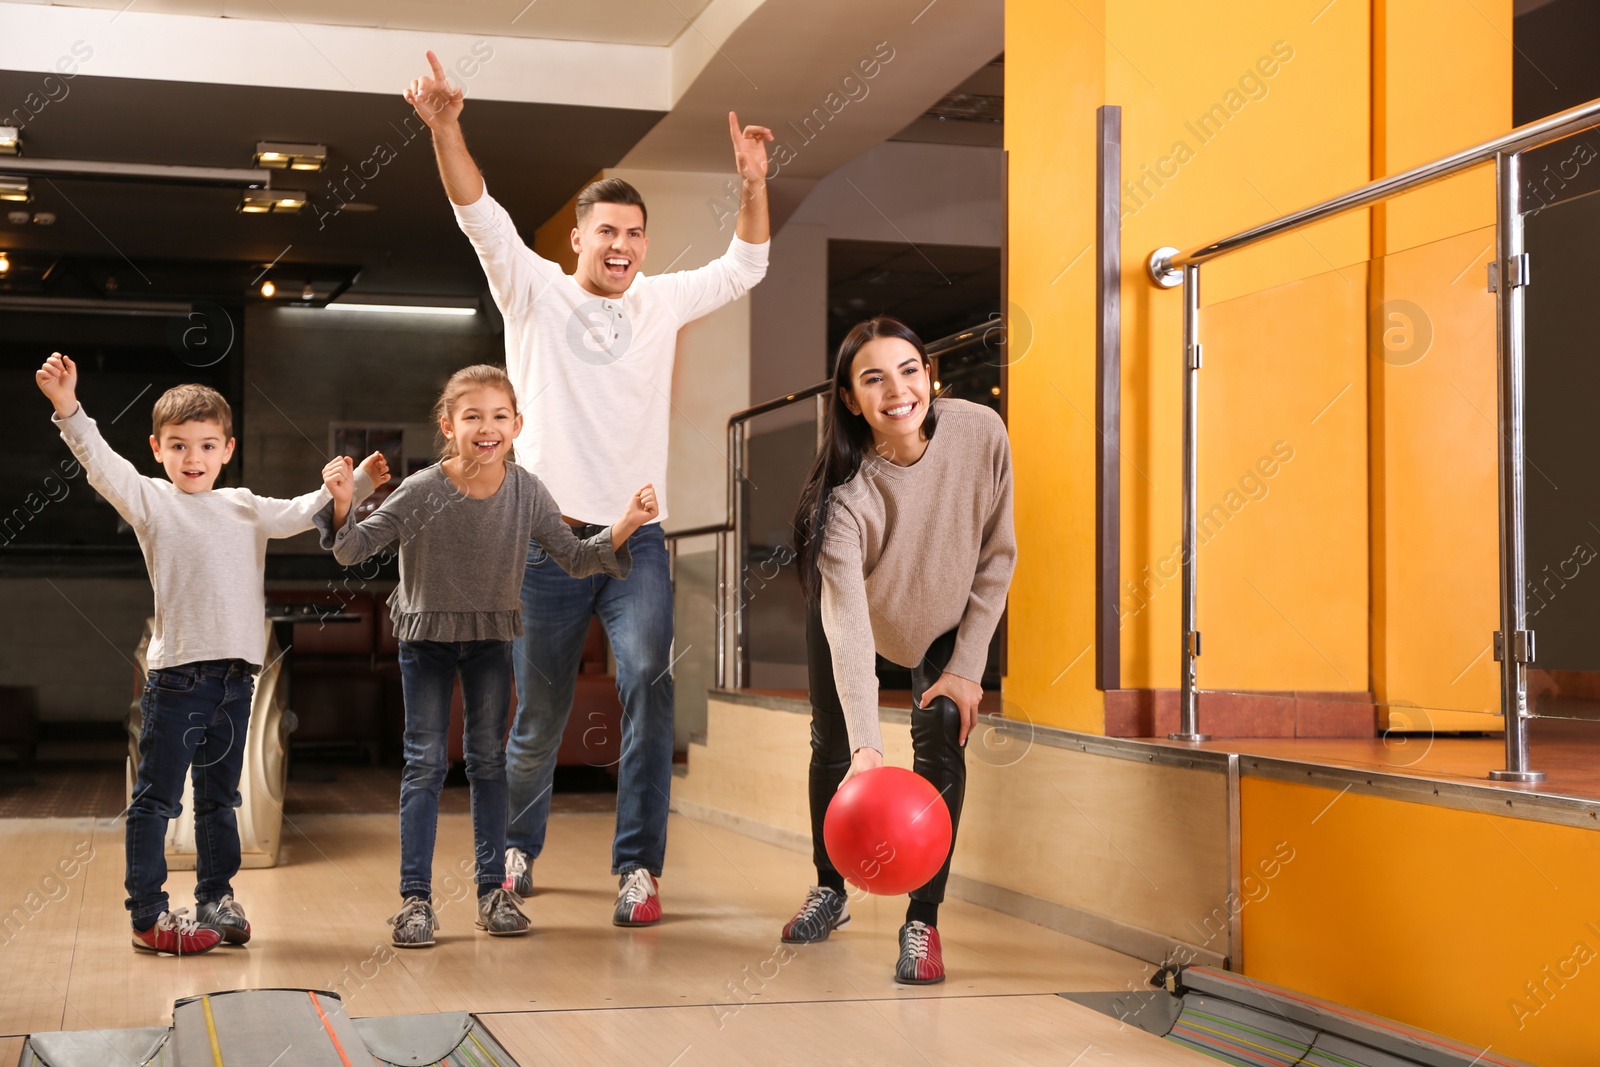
[783,316,1016,984]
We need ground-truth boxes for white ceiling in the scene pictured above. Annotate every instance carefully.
[26,0,716,46]
[0,1,672,109]
[620,0,1003,224]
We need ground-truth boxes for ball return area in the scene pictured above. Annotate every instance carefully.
[1065,965,1535,1067]
[17,989,520,1067]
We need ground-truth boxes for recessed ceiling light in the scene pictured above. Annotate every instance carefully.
[254,142,327,172]
[0,128,18,156]
[239,191,306,214]
[0,254,11,274]
[0,176,29,203]
[261,280,276,298]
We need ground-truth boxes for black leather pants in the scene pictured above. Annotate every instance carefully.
[806,603,966,904]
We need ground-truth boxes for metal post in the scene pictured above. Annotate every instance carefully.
[1171,263,1209,742]
[718,413,740,691]
[714,528,727,689]
[1095,104,1123,692]
[732,421,751,689]
[1489,151,1546,783]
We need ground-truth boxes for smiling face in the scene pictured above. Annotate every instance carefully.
[440,385,522,469]
[149,419,235,493]
[571,202,648,298]
[842,336,933,463]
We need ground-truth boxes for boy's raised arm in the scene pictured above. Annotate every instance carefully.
[36,352,160,530]
[256,452,386,540]
[315,458,419,566]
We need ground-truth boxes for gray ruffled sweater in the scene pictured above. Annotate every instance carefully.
[318,462,629,643]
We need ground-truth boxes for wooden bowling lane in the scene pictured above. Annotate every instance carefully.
[0,811,1156,1038]
[482,994,1217,1066]
[0,818,99,1036]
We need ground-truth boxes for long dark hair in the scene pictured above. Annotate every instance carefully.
[793,316,939,604]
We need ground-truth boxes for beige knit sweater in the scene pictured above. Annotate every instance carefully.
[818,398,1016,753]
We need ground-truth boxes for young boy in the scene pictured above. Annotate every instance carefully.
[35,352,386,956]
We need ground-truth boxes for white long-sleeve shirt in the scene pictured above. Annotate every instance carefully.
[452,187,769,524]
[54,406,367,670]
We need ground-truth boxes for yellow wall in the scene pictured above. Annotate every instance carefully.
[1006,0,1512,728]
[1198,267,1369,690]
[1370,0,1510,727]
[1242,776,1600,1067]
[1007,1,1372,726]
[1002,1,1106,731]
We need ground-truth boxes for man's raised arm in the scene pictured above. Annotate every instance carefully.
[729,111,772,245]
[405,49,485,207]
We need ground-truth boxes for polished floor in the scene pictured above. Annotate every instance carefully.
[0,809,1213,1065]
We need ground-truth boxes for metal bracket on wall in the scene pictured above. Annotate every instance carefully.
[1188,343,1203,371]
[1492,629,1536,663]
[1187,630,1202,657]
[1486,253,1530,293]
[1148,245,1183,289]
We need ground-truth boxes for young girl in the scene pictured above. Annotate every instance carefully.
[783,317,1015,984]
[321,364,657,947]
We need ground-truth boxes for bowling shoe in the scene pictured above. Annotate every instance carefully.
[503,846,533,897]
[614,867,662,926]
[781,886,851,943]
[895,920,945,984]
[196,893,251,945]
[477,887,531,936]
[131,908,223,956]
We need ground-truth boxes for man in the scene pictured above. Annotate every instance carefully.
[406,51,770,926]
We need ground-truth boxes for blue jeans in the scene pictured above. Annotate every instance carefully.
[509,523,674,876]
[397,639,513,898]
[125,659,255,927]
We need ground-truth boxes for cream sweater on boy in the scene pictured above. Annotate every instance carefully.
[54,406,369,670]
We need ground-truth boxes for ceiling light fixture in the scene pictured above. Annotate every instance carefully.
[326,301,476,318]
[261,280,276,298]
[254,142,327,172]
[0,254,10,274]
[0,128,18,156]
[302,283,315,300]
[0,176,30,203]
[239,191,306,214]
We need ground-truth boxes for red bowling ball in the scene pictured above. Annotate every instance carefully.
[823,766,954,895]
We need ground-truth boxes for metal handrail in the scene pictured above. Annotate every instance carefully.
[662,522,732,542]
[1141,97,1600,781]
[1149,94,1600,282]
[661,383,829,690]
